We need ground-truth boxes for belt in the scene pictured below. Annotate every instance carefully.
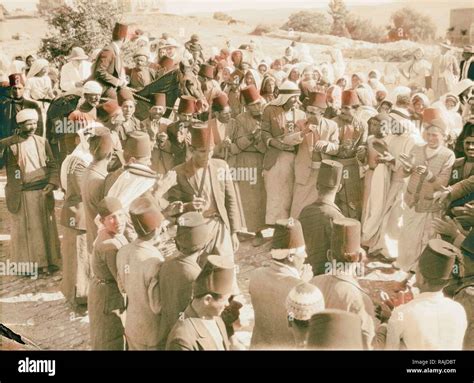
[94,277,115,284]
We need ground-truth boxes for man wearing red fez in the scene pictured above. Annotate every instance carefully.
[207,92,236,160]
[249,218,313,350]
[167,123,242,257]
[89,196,128,350]
[116,196,165,350]
[222,69,244,118]
[81,126,115,253]
[104,131,177,240]
[0,109,60,274]
[197,63,221,121]
[90,22,129,99]
[310,218,376,350]
[140,93,173,174]
[232,85,267,246]
[0,73,43,141]
[331,89,368,220]
[261,80,306,226]
[166,95,198,166]
[291,91,340,218]
[166,255,236,350]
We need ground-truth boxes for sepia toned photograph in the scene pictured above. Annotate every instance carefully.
[0,0,473,375]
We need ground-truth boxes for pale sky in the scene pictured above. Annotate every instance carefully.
[2,0,470,12]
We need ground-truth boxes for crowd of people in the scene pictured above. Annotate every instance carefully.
[0,21,473,350]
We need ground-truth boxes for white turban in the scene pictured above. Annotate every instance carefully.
[269,80,300,106]
[16,108,38,124]
[82,81,103,95]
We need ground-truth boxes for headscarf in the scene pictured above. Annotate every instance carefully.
[432,93,463,137]
[245,69,262,91]
[26,58,49,79]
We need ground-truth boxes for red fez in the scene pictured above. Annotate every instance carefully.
[124,131,151,159]
[158,55,175,71]
[88,127,114,159]
[191,123,214,149]
[129,196,164,238]
[151,93,166,108]
[211,92,229,112]
[241,85,261,105]
[178,96,197,114]
[422,107,443,124]
[97,100,121,121]
[117,88,135,106]
[198,64,215,79]
[193,255,236,297]
[307,92,327,108]
[112,22,129,41]
[341,90,360,107]
[9,73,24,87]
[330,218,362,262]
[271,218,306,260]
[68,110,93,123]
[97,196,123,218]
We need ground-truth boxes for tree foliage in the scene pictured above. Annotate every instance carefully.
[38,0,122,63]
[390,7,436,41]
[281,11,332,35]
[328,0,350,37]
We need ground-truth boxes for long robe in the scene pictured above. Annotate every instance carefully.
[290,118,339,218]
[60,155,91,305]
[230,111,266,233]
[89,229,128,350]
[361,136,391,250]
[0,134,60,269]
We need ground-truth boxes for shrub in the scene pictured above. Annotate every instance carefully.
[281,11,332,35]
[345,13,386,43]
[213,12,233,22]
[250,23,275,36]
[390,7,436,42]
[38,0,122,64]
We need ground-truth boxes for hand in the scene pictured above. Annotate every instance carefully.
[314,140,328,152]
[414,165,428,175]
[433,186,451,204]
[377,151,395,164]
[163,201,184,217]
[300,263,314,282]
[232,233,240,252]
[432,216,460,238]
[42,183,55,195]
[177,129,187,144]
[222,137,232,148]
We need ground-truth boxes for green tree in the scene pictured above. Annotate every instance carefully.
[38,0,122,63]
[345,13,386,43]
[390,7,436,41]
[328,0,350,37]
[281,11,332,35]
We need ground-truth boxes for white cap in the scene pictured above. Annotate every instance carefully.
[16,108,38,124]
[82,81,102,95]
[286,283,325,321]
